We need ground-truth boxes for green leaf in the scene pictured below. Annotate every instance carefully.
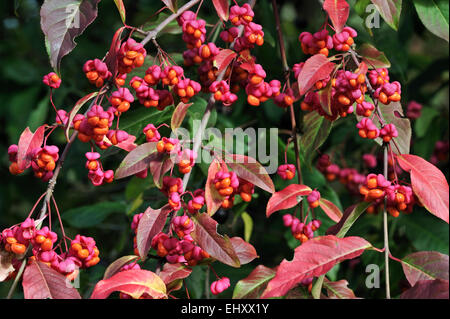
[241,212,253,242]
[119,105,173,137]
[414,106,440,138]
[27,97,49,131]
[413,0,449,42]
[62,201,126,228]
[113,0,126,24]
[400,210,449,255]
[357,43,391,68]
[300,111,333,165]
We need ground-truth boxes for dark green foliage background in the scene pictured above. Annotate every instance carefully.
[0,0,448,299]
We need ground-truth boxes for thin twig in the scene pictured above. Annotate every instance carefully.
[271,0,303,186]
[140,0,202,46]
[383,145,391,299]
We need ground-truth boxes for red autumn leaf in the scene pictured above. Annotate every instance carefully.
[191,213,240,267]
[400,279,449,299]
[103,255,139,280]
[149,154,174,189]
[113,0,126,24]
[230,237,258,265]
[17,125,46,170]
[266,184,312,217]
[323,278,358,299]
[319,198,343,223]
[40,0,101,74]
[90,269,167,299]
[105,26,126,77]
[212,0,230,21]
[205,157,226,216]
[232,265,276,299]
[114,134,137,152]
[115,142,158,179]
[22,260,81,299]
[214,49,237,74]
[171,102,192,131]
[136,204,172,260]
[298,54,335,95]
[261,235,371,298]
[157,263,192,286]
[401,251,449,287]
[323,0,350,33]
[224,153,275,194]
[396,154,449,223]
[65,91,99,140]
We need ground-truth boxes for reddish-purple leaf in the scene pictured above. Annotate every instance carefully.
[40,0,101,74]
[157,263,192,293]
[161,0,177,13]
[212,0,229,21]
[65,91,99,140]
[224,154,275,194]
[113,0,126,24]
[401,251,449,287]
[232,265,276,299]
[205,158,225,216]
[105,26,126,77]
[191,213,240,267]
[261,235,371,298]
[114,134,137,152]
[319,198,343,223]
[357,43,391,69]
[323,0,350,33]
[370,0,402,31]
[136,204,172,260]
[298,54,335,95]
[22,260,81,299]
[396,154,449,223]
[17,125,46,170]
[157,263,192,285]
[103,255,139,280]
[0,251,15,282]
[266,184,312,217]
[230,237,258,265]
[317,81,334,116]
[323,278,358,299]
[171,102,192,131]
[90,269,167,299]
[115,142,158,179]
[326,202,371,237]
[149,154,174,189]
[400,279,449,299]
[214,49,237,74]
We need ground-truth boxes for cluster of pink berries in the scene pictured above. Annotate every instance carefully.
[85,152,114,186]
[359,173,417,217]
[299,26,357,57]
[1,218,99,281]
[210,277,231,295]
[213,169,255,209]
[283,214,322,244]
[277,164,296,180]
[8,144,59,182]
[83,59,112,88]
